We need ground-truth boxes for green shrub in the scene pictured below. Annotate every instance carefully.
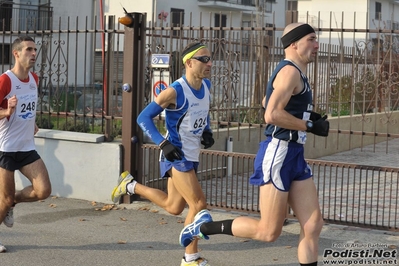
[36,116,54,129]
[60,120,90,133]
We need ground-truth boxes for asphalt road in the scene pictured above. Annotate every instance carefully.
[0,197,398,266]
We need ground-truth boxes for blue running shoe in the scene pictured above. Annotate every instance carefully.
[179,209,213,247]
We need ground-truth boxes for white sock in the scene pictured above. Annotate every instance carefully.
[184,253,200,262]
[126,180,137,194]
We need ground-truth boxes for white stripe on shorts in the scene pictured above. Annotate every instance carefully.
[262,138,289,191]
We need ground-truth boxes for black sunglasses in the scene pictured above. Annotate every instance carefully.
[191,56,211,63]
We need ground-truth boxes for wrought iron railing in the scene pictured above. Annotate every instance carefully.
[0,1,53,32]
[141,144,399,232]
[197,0,274,12]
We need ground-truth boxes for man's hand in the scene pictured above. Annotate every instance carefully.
[309,111,322,122]
[159,140,183,162]
[7,95,17,116]
[308,115,329,137]
[201,131,214,149]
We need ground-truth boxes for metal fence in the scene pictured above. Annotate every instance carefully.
[142,144,399,232]
[310,160,398,231]
[1,10,398,231]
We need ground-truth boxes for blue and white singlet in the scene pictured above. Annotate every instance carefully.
[164,76,211,162]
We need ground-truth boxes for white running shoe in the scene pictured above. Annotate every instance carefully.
[180,257,210,266]
[0,242,6,253]
[3,207,14,228]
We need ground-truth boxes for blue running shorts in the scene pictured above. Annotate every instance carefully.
[160,159,199,178]
[249,136,312,191]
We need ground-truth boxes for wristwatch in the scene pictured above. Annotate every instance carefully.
[306,120,313,132]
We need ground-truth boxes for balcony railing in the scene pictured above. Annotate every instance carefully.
[0,1,53,32]
[198,0,274,12]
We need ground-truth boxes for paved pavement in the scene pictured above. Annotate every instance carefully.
[317,138,399,168]
[314,138,399,229]
[0,197,398,266]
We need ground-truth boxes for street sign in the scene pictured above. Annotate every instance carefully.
[151,70,171,100]
[151,54,170,68]
[153,80,168,97]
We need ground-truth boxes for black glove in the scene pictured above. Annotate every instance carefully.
[309,111,322,122]
[159,140,183,162]
[307,115,329,137]
[201,131,214,149]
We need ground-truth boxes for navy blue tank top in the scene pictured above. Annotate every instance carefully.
[264,60,313,143]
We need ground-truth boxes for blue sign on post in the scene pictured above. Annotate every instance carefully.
[151,54,170,68]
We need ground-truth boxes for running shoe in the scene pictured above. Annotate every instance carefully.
[180,257,210,266]
[111,171,134,203]
[3,207,14,228]
[179,209,213,247]
[0,242,6,253]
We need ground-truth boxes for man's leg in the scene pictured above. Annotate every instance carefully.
[134,176,187,215]
[184,183,289,247]
[231,183,288,241]
[288,178,323,264]
[169,168,208,257]
[126,167,208,259]
[16,159,51,203]
[0,168,15,223]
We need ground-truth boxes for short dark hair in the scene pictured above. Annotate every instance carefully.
[12,36,35,51]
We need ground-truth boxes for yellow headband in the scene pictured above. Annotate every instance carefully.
[182,46,205,64]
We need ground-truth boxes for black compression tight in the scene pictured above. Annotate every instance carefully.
[200,219,234,236]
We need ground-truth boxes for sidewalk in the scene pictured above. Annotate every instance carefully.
[317,138,399,168]
[1,197,398,266]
